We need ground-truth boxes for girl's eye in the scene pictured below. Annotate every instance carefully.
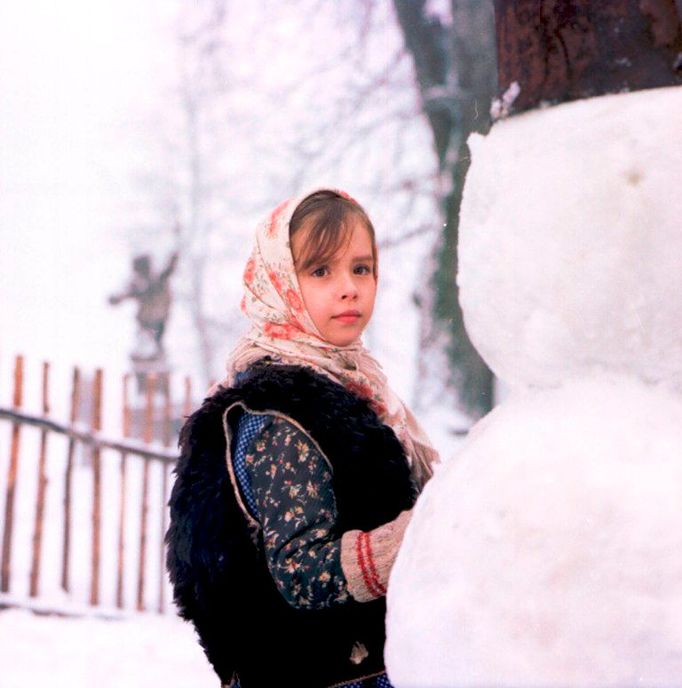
[354,264,371,275]
[311,266,329,278]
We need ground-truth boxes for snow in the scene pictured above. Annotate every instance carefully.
[387,375,682,687]
[387,85,682,686]
[458,85,682,392]
[0,607,215,687]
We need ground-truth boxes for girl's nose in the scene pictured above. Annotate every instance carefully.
[339,274,358,300]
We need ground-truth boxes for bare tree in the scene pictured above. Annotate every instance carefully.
[129,0,446,396]
[130,0,243,387]
[173,0,229,385]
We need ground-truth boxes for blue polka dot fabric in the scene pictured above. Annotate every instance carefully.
[232,411,270,517]
[346,676,395,688]
[233,674,393,687]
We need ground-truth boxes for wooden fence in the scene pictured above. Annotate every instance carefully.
[0,355,194,617]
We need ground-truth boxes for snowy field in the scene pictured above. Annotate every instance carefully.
[0,607,216,688]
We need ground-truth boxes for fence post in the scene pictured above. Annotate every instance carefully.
[61,367,80,593]
[1,355,24,593]
[183,376,192,418]
[29,361,51,596]
[158,377,176,614]
[89,368,103,606]
[137,373,155,611]
[116,373,131,609]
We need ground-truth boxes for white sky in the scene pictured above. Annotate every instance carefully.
[0,1,174,374]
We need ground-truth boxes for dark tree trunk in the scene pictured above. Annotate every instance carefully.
[393,0,497,419]
[494,0,682,115]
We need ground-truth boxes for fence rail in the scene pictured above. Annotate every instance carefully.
[0,354,193,617]
[0,409,178,463]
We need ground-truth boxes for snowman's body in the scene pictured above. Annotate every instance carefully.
[385,85,682,686]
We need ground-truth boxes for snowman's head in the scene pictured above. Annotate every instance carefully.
[458,85,682,393]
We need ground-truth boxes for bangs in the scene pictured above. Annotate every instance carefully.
[295,212,357,272]
[289,190,377,274]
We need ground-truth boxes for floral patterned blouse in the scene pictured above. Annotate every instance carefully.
[232,410,394,688]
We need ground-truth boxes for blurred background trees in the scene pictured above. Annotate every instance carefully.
[392,0,497,419]
[127,0,497,431]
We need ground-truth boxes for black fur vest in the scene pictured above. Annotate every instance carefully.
[166,363,417,687]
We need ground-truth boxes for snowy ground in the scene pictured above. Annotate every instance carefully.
[0,606,216,688]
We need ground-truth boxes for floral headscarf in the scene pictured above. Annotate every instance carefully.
[223,188,438,488]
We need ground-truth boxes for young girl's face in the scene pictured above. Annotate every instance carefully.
[292,217,377,347]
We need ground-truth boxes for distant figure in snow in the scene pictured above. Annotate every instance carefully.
[109,251,179,360]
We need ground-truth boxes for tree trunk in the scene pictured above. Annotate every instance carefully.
[494,0,682,116]
[393,0,497,420]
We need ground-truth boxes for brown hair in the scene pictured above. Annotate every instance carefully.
[289,190,377,277]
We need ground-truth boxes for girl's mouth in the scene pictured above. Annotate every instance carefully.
[333,311,361,324]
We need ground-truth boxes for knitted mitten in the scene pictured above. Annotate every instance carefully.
[340,509,413,602]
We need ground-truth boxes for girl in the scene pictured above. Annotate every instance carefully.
[167,188,439,688]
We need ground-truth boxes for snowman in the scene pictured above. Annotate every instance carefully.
[385,2,682,686]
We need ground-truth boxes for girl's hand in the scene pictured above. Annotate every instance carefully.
[340,509,413,603]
